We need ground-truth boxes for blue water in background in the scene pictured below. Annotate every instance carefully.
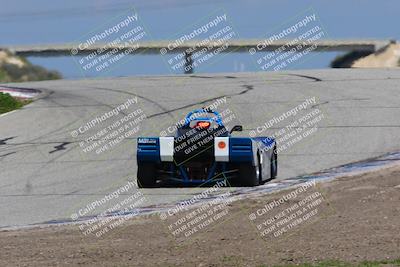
[1,0,398,78]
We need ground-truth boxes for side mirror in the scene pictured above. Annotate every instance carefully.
[230,125,243,134]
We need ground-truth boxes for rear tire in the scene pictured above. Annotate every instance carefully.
[238,163,259,187]
[137,162,156,188]
[271,146,278,179]
[258,152,267,185]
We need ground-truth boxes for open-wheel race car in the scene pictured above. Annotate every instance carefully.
[136,108,277,187]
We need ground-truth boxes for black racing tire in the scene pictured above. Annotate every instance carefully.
[137,162,156,188]
[238,163,259,187]
[258,152,267,185]
[271,146,278,179]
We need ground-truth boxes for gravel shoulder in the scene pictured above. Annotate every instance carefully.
[1,165,400,267]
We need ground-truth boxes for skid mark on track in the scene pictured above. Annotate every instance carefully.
[311,101,329,108]
[311,98,373,109]
[88,86,174,118]
[84,82,254,120]
[146,84,255,119]
[0,137,16,145]
[286,73,322,82]
[49,142,71,154]
[0,152,16,158]
[188,75,237,79]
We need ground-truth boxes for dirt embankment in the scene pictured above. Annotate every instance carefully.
[352,43,400,68]
[0,49,61,82]
[1,165,400,267]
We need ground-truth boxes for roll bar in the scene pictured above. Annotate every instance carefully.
[183,108,223,126]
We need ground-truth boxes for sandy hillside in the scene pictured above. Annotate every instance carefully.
[352,43,400,68]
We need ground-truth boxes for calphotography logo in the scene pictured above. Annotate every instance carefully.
[70,97,146,154]
[160,10,237,74]
[70,181,146,238]
[71,7,149,76]
[169,107,240,166]
[248,8,328,72]
[159,180,234,241]
[159,97,228,137]
[247,180,333,240]
[249,96,326,154]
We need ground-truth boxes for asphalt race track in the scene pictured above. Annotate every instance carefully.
[1,69,400,228]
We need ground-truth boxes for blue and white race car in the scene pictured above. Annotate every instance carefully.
[136,109,277,187]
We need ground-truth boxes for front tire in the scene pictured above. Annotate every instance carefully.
[137,162,156,188]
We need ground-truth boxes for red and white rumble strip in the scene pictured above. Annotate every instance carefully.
[0,87,40,99]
